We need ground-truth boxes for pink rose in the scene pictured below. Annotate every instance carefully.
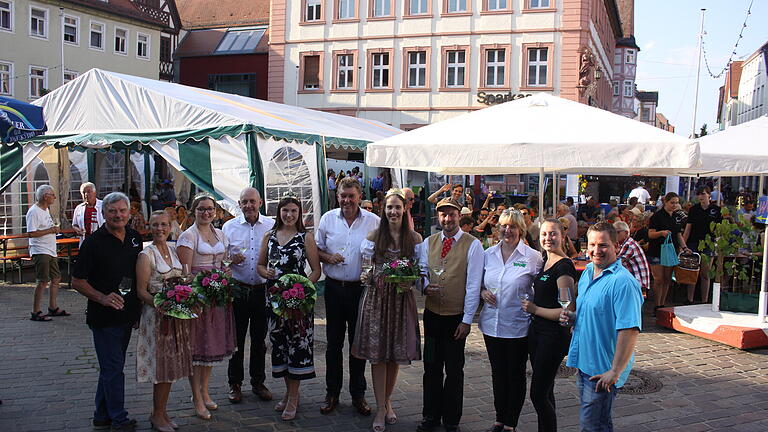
[293,283,303,290]
[166,291,175,299]
[297,291,305,300]
[202,277,211,286]
[210,273,219,280]
[281,290,291,300]
[221,278,228,286]
[289,288,299,297]
[390,262,398,268]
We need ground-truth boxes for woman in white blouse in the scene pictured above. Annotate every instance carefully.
[479,209,543,432]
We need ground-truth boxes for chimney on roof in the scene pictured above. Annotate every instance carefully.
[616,0,634,37]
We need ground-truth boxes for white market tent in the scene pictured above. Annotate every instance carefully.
[366,92,700,225]
[366,93,700,176]
[5,68,401,227]
[686,115,768,176]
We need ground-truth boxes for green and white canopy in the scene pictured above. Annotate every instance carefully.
[6,68,401,224]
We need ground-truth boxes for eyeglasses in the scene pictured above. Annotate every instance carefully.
[196,207,215,213]
[362,206,373,210]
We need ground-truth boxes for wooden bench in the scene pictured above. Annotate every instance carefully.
[1,235,80,285]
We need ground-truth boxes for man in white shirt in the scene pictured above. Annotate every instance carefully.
[26,185,66,321]
[222,187,275,404]
[72,182,105,245]
[417,198,484,432]
[403,187,416,230]
[628,182,651,205]
[316,177,380,416]
[557,204,579,241]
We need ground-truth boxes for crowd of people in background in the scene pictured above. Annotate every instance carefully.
[19,172,766,432]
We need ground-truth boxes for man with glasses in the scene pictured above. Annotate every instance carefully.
[404,187,416,230]
[223,187,275,403]
[26,185,66,321]
[360,200,374,212]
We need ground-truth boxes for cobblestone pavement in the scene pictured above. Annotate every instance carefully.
[1,283,767,432]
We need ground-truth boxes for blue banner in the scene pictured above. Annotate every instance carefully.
[0,96,47,144]
[756,196,768,224]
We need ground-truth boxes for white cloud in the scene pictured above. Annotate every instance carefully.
[643,40,656,52]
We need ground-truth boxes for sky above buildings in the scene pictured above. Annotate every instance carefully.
[635,0,767,137]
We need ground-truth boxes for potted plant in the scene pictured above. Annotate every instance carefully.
[700,209,762,313]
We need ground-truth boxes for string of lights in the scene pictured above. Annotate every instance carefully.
[701,0,755,79]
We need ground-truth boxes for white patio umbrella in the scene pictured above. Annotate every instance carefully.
[366,93,700,219]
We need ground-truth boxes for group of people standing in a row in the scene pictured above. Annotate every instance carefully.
[25,174,642,432]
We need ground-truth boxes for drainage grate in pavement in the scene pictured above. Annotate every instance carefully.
[620,369,663,395]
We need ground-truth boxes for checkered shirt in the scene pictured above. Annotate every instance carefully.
[618,236,650,291]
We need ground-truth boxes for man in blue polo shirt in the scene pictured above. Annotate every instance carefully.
[562,221,643,432]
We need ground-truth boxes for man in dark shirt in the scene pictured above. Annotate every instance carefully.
[578,197,598,223]
[73,192,143,432]
[683,187,721,304]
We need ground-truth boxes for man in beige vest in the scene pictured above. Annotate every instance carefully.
[417,198,484,432]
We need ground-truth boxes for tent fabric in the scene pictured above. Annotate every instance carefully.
[681,115,768,176]
[27,69,400,149]
[366,93,700,176]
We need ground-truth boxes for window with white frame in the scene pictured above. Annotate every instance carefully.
[529,0,550,8]
[625,49,635,64]
[447,0,467,13]
[338,0,354,19]
[0,1,12,32]
[0,62,11,95]
[306,0,321,21]
[487,0,507,10]
[372,0,391,16]
[265,147,315,230]
[90,21,104,49]
[63,15,78,44]
[371,52,389,88]
[114,27,127,54]
[29,66,46,98]
[407,51,427,88]
[485,49,505,87]
[137,33,149,59]
[30,7,46,38]
[445,50,466,87]
[527,48,548,86]
[409,0,427,14]
[623,80,633,97]
[336,54,353,89]
[63,70,77,83]
[613,80,619,96]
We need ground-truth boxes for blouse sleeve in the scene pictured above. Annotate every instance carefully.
[360,238,375,258]
[176,227,195,250]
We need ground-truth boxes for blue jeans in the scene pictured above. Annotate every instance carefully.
[576,370,617,432]
[92,324,132,426]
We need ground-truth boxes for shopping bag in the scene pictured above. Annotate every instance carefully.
[660,234,679,267]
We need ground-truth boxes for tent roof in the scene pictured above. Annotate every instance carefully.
[30,68,400,149]
[366,93,700,175]
[682,115,768,176]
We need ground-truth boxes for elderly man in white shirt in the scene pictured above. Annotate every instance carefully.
[417,198,484,432]
[27,184,66,321]
[72,182,104,245]
[222,187,275,404]
[316,176,380,416]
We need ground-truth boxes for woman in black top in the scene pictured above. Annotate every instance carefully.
[522,219,577,432]
[648,192,690,312]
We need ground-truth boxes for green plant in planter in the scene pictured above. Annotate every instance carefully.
[699,209,762,293]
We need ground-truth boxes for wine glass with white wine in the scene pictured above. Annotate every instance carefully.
[118,277,132,297]
[268,248,281,277]
[558,286,573,327]
[430,259,447,296]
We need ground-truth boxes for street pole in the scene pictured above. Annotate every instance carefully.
[59,8,65,86]
[691,8,705,138]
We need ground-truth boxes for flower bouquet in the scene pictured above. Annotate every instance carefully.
[191,269,236,307]
[381,258,422,293]
[268,274,317,321]
[153,276,204,319]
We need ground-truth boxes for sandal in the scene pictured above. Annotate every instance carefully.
[30,311,52,321]
[385,401,397,425]
[48,307,71,317]
[281,396,299,421]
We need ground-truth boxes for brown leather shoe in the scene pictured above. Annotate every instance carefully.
[253,384,273,401]
[352,397,372,416]
[320,395,339,415]
[228,384,243,404]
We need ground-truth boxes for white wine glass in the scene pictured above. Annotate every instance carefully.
[361,254,373,273]
[558,286,572,326]
[118,277,132,296]
[431,259,447,297]
[487,286,499,309]
[181,263,194,284]
[268,248,281,272]
[338,244,348,266]
[221,248,233,269]
[52,217,60,228]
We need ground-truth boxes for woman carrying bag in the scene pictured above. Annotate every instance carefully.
[648,192,689,314]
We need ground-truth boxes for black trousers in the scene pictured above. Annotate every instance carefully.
[227,284,268,387]
[483,334,528,427]
[528,320,571,432]
[422,309,466,426]
[324,278,367,399]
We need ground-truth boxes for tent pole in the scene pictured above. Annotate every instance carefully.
[759,224,768,323]
[538,168,545,220]
[759,175,764,198]
[123,149,130,194]
[552,171,558,216]
[717,177,722,206]
[687,177,693,202]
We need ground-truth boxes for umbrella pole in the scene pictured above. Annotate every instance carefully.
[687,177,693,202]
[759,224,768,323]
[552,171,558,216]
[717,177,722,206]
[538,168,545,220]
[759,175,764,199]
